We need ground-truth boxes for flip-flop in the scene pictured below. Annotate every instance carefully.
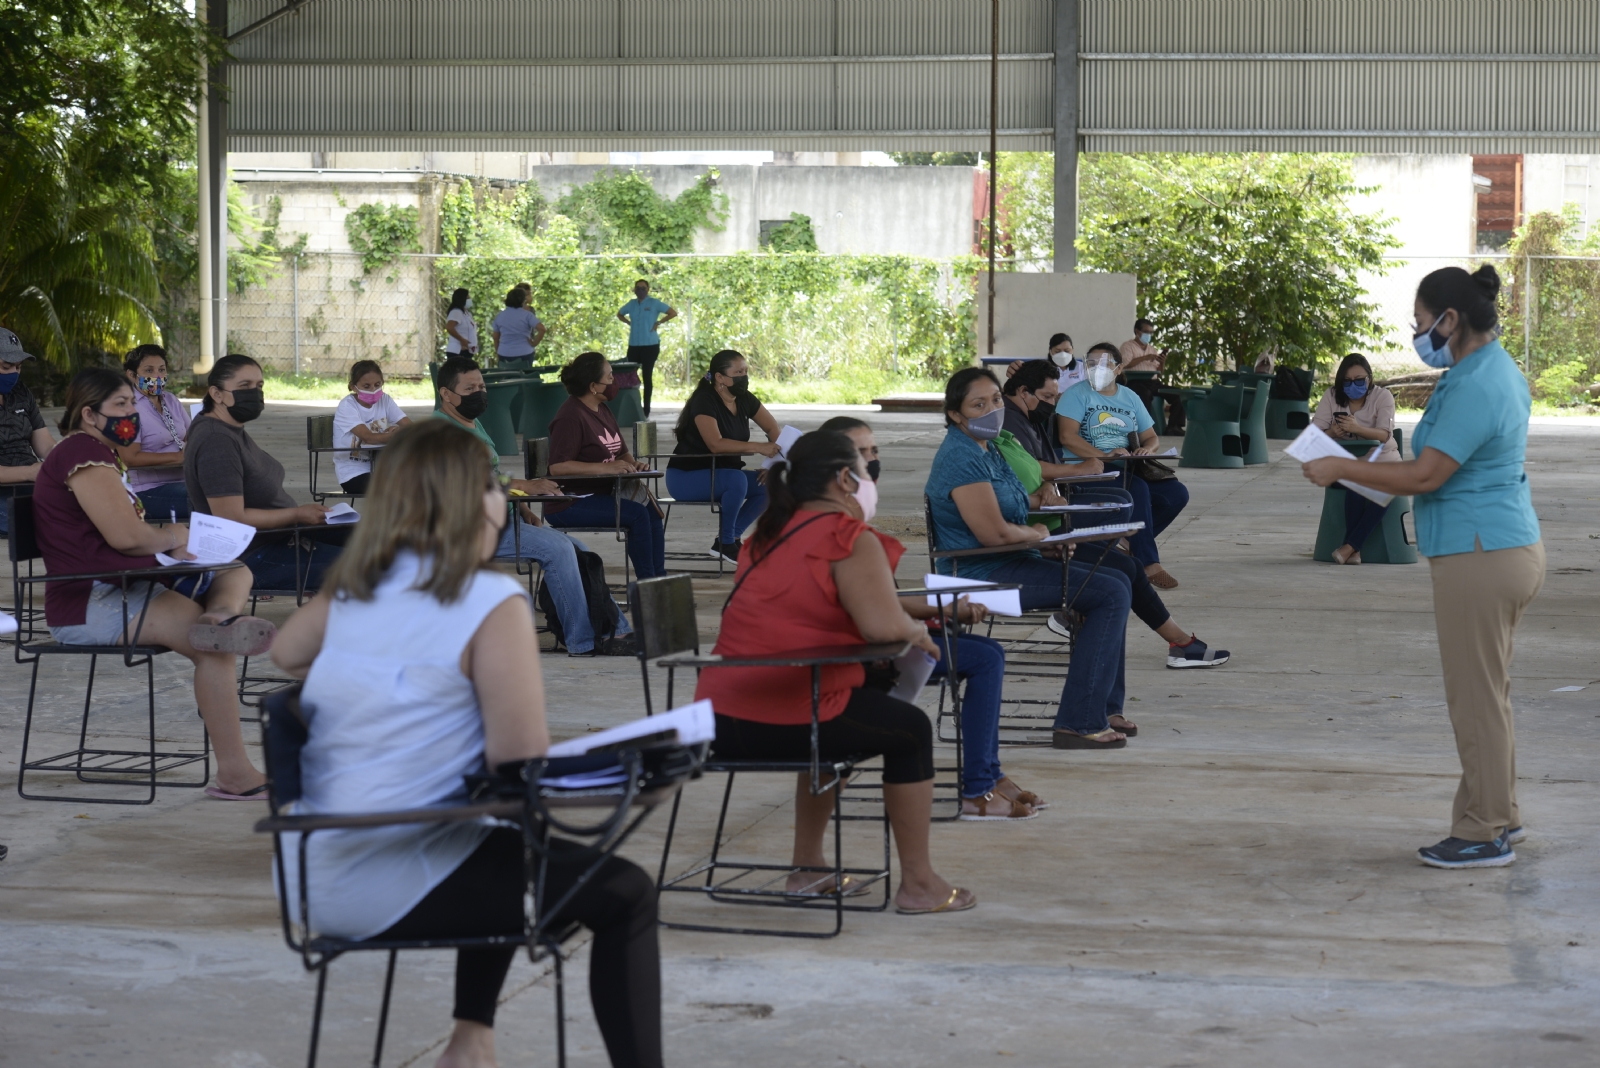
[896,887,976,916]
[784,873,873,901]
[1052,728,1128,750]
[189,616,277,657]
[1108,716,1139,737]
[205,783,270,801]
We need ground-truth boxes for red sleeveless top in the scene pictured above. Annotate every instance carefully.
[695,509,905,726]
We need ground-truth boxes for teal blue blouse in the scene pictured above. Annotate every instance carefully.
[924,426,1039,578]
[1410,340,1541,557]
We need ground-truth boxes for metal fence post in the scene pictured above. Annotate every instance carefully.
[292,253,301,375]
[1522,252,1531,372]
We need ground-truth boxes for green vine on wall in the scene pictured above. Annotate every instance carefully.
[555,169,729,253]
[345,202,422,277]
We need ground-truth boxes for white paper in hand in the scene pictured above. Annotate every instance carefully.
[761,425,805,469]
[324,502,360,525]
[157,512,256,566]
[923,573,1022,617]
[1284,425,1394,505]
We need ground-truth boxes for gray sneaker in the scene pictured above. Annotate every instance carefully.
[1167,636,1229,668]
[1417,834,1515,869]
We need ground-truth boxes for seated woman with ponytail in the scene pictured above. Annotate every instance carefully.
[184,354,346,593]
[696,430,976,915]
[663,349,782,564]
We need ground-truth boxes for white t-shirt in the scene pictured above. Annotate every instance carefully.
[445,308,478,354]
[1055,356,1087,392]
[279,553,527,939]
[332,392,408,485]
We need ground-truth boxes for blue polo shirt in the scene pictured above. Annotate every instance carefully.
[924,425,1039,578]
[1410,339,1540,557]
[1056,380,1154,462]
[619,296,671,347]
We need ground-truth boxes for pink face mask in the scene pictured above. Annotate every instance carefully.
[356,389,384,404]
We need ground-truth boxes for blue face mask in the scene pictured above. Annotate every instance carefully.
[0,372,18,395]
[965,407,1006,440]
[1343,378,1369,399]
[1412,315,1455,369]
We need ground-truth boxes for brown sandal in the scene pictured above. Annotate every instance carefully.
[1145,566,1180,590]
[959,792,1038,821]
[1051,728,1128,750]
[1108,714,1138,737]
[994,776,1047,810]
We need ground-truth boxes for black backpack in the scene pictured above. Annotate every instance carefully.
[536,548,622,650]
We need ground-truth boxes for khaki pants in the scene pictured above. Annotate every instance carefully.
[1429,541,1545,841]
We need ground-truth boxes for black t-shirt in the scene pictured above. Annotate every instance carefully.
[668,388,761,471]
[0,382,47,468]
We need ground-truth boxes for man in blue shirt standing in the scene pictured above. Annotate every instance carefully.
[617,279,676,417]
[491,287,545,370]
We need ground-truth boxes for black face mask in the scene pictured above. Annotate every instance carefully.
[728,374,750,394]
[866,458,881,482]
[1029,400,1057,427]
[454,389,489,420]
[224,387,265,424]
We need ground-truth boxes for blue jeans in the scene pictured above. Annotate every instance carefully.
[135,481,191,523]
[547,495,666,579]
[927,632,1006,797]
[1121,473,1189,568]
[245,528,350,594]
[982,554,1132,736]
[1343,490,1390,551]
[664,467,767,545]
[496,519,631,654]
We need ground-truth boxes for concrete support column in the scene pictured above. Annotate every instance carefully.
[195,1,212,376]
[208,0,229,365]
[1053,0,1078,272]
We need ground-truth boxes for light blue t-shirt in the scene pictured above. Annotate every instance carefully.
[1410,339,1540,557]
[619,296,671,347]
[491,306,542,358]
[924,426,1039,579]
[1056,381,1154,461]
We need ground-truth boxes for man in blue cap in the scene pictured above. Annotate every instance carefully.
[0,328,55,535]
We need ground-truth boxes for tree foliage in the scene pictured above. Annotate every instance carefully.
[554,169,728,253]
[344,203,423,276]
[890,152,979,167]
[1502,207,1600,402]
[761,212,819,253]
[1078,154,1397,381]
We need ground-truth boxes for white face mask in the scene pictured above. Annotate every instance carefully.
[1088,365,1118,391]
[1050,350,1073,368]
[464,299,474,310]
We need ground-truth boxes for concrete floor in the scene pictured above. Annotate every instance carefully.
[3,402,1598,1067]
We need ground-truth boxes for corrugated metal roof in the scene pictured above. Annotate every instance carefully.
[226,0,1600,153]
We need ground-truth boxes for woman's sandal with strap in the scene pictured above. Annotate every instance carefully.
[959,792,1038,822]
[896,887,977,916]
[993,776,1047,810]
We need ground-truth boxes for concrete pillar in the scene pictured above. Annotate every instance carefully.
[209,0,229,363]
[1053,0,1078,271]
[195,2,213,376]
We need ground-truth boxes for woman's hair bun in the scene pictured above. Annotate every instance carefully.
[1470,264,1502,302]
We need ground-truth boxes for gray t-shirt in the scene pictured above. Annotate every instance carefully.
[184,413,297,513]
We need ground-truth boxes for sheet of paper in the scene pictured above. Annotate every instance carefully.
[1283,425,1395,506]
[922,573,1022,617]
[888,647,939,704]
[157,512,256,566]
[1551,685,1587,692]
[324,502,360,525]
[1038,521,1144,543]
[761,425,805,469]
[546,698,716,757]
[0,610,17,637]
[1125,448,1179,458]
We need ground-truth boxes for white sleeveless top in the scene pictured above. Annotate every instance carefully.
[277,552,527,940]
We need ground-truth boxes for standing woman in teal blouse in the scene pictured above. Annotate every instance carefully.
[1302,265,1542,871]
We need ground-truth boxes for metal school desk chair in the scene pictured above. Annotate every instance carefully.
[525,436,664,588]
[631,421,738,576]
[8,496,228,803]
[630,574,905,938]
[257,687,696,1068]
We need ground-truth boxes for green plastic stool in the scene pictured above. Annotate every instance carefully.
[1265,367,1313,439]
[481,380,523,457]
[1314,488,1418,564]
[1176,384,1246,469]
[1232,371,1272,465]
[518,380,568,441]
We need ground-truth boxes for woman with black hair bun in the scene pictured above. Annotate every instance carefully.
[664,349,782,564]
[1302,264,1544,871]
[1310,352,1398,564]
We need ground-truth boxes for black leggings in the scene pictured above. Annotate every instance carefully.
[627,344,660,414]
[711,686,934,783]
[1071,541,1172,633]
[373,829,662,1068]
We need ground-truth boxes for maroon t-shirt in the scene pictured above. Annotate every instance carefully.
[33,434,163,626]
[545,397,626,515]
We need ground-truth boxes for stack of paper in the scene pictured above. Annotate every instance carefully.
[1040,521,1144,543]
[157,513,256,566]
[546,699,716,758]
[761,425,805,469]
[922,573,1022,617]
[1283,426,1394,505]
[325,503,360,525]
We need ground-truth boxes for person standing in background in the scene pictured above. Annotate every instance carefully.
[491,288,544,370]
[1120,317,1185,434]
[1302,265,1542,870]
[445,288,478,357]
[0,328,55,536]
[617,279,676,418]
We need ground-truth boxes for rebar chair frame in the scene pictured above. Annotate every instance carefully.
[306,413,381,504]
[525,436,660,589]
[630,574,904,938]
[9,496,223,804]
[631,421,734,578]
[235,523,347,715]
[256,687,687,1068]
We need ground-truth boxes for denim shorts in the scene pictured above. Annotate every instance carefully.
[49,581,165,646]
